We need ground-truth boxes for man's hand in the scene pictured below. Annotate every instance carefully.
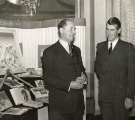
[125,97,134,109]
[76,73,87,85]
[69,73,87,90]
[70,80,84,89]
[95,101,101,115]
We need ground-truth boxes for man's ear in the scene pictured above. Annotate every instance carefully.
[118,28,121,34]
[60,28,63,34]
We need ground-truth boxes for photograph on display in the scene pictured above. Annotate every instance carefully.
[10,87,43,108]
[0,91,13,112]
[10,87,32,105]
[4,78,24,88]
[35,80,44,87]
[3,107,30,115]
[38,45,50,68]
[0,90,30,115]
[0,30,26,75]
[31,87,48,99]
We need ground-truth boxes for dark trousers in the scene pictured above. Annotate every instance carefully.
[100,101,128,120]
[48,110,83,120]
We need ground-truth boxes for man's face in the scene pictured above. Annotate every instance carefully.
[60,21,76,43]
[106,24,120,41]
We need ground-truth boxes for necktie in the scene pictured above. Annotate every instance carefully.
[108,42,112,54]
[69,44,72,56]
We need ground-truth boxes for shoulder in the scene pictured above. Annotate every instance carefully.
[119,40,135,56]
[73,45,80,51]
[96,41,107,49]
[43,42,59,56]
[120,40,134,46]
[73,45,81,54]
[119,40,134,49]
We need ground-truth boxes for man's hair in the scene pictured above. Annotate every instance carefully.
[107,17,121,30]
[57,19,72,37]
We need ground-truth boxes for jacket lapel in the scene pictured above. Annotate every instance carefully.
[57,41,72,57]
[111,39,121,53]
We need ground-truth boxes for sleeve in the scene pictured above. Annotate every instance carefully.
[94,44,101,80]
[77,48,87,78]
[42,50,71,92]
[126,45,135,99]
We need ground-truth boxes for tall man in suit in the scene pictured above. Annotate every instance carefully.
[42,19,87,120]
[95,17,135,120]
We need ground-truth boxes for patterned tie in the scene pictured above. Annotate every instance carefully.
[108,42,112,54]
[69,43,72,56]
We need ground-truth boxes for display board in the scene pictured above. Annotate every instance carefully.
[0,29,25,75]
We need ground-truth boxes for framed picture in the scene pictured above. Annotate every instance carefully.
[3,107,30,115]
[0,91,13,112]
[10,87,32,105]
[0,90,30,115]
[38,45,50,68]
[0,29,25,75]
[4,78,24,88]
[35,80,44,87]
[10,87,43,108]
[31,87,48,99]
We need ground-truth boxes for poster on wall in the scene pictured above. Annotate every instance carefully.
[0,29,26,75]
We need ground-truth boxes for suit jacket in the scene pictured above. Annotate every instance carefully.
[95,39,135,102]
[42,41,85,113]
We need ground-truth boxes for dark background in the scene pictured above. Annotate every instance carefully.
[0,0,75,18]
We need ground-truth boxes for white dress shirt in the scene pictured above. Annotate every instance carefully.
[108,38,119,50]
[59,39,70,54]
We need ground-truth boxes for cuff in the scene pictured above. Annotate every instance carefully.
[68,83,71,92]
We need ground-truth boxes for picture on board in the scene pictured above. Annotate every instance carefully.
[0,30,25,75]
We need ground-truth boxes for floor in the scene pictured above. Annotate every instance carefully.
[86,114,135,120]
[86,114,102,120]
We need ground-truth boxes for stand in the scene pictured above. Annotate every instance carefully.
[0,69,34,89]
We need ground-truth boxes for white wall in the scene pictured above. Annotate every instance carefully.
[94,0,106,46]
[0,26,86,68]
[94,0,107,115]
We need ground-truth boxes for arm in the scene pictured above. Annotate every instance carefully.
[42,50,71,92]
[94,74,101,115]
[125,45,135,109]
[70,47,87,90]
[126,45,135,99]
[78,48,88,87]
[77,48,87,80]
[94,44,101,114]
[94,44,101,80]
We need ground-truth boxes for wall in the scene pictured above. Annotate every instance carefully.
[0,18,86,69]
[83,0,106,99]
[93,0,107,115]
[94,0,106,46]
[18,26,86,68]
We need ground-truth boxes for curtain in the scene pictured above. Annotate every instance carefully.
[113,0,135,45]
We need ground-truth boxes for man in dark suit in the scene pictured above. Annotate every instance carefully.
[42,19,87,120]
[95,17,135,120]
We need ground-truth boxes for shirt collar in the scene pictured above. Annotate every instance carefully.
[59,39,69,53]
[108,38,119,50]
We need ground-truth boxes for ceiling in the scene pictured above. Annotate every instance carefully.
[0,0,75,19]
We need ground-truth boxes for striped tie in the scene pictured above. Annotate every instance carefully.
[69,44,72,56]
[108,42,112,54]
